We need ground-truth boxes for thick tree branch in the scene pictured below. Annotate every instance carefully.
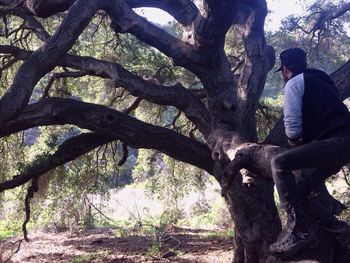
[0,133,114,192]
[237,0,274,141]
[0,45,211,136]
[0,0,99,125]
[331,59,350,101]
[0,98,214,173]
[193,0,237,47]
[285,2,350,42]
[127,0,199,26]
[330,2,350,19]
[2,1,200,69]
[312,2,350,32]
[107,2,200,71]
[20,0,76,18]
[24,0,76,18]
[17,13,51,42]
[0,7,51,41]
[122,97,142,114]
[223,143,284,179]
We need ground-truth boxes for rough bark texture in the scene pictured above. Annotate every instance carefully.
[0,0,350,262]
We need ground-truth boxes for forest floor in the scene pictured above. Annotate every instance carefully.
[0,227,233,263]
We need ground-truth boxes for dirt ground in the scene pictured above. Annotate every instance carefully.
[0,227,233,263]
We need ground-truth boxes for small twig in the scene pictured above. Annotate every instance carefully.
[21,14,51,42]
[0,57,18,71]
[118,143,129,166]
[231,59,244,74]
[2,13,9,37]
[165,110,182,130]
[109,89,127,105]
[189,125,197,139]
[41,70,87,100]
[161,235,181,258]
[85,197,114,222]
[2,239,24,263]
[342,167,350,187]
[23,176,39,242]
[122,97,143,114]
[91,12,107,40]
[7,22,25,37]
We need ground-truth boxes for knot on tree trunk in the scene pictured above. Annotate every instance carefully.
[208,129,284,194]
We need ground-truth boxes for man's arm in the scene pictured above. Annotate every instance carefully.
[283,73,305,146]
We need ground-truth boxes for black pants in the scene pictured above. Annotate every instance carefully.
[271,135,350,229]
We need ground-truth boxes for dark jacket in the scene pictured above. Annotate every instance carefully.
[301,69,350,143]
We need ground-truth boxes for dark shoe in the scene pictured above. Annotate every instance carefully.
[269,230,313,257]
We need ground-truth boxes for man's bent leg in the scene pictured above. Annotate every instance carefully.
[269,153,313,256]
[273,136,350,171]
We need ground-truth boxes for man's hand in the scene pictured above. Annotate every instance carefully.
[287,137,303,148]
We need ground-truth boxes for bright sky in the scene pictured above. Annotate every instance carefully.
[136,0,305,32]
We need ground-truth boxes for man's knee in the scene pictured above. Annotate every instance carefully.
[271,154,286,170]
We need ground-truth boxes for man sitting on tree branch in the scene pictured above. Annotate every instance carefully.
[269,48,350,256]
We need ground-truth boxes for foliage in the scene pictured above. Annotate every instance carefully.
[69,253,97,263]
[179,195,232,230]
[133,149,210,225]
[256,95,283,142]
[265,0,350,98]
[0,220,20,240]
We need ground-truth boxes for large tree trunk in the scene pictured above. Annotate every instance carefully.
[226,175,281,262]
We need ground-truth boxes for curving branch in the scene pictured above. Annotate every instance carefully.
[0,132,114,192]
[106,1,200,70]
[0,0,100,125]
[17,13,51,42]
[0,4,51,41]
[24,0,76,17]
[126,0,199,26]
[223,143,285,179]
[284,2,350,42]
[41,70,87,99]
[193,0,237,47]
[236,0,275,141]
[331,59,350,101]
[1,1,201,70]
[312,2,350,32]
[21,0,76,18]
[0,45,211,136]
[0,97,214,173]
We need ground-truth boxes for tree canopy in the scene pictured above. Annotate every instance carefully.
[1,0,350,262]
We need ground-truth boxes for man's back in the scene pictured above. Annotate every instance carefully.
[302,69,350,142]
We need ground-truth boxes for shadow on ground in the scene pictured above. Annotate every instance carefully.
[0,227,233,263]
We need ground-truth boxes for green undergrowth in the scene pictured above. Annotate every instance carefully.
[69,253,97,263]
[0,220,21,240]
[178,197,232,230]
[201,229,234,239]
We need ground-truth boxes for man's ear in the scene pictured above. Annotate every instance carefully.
[282,65,287,74]
[282,66,293,80]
